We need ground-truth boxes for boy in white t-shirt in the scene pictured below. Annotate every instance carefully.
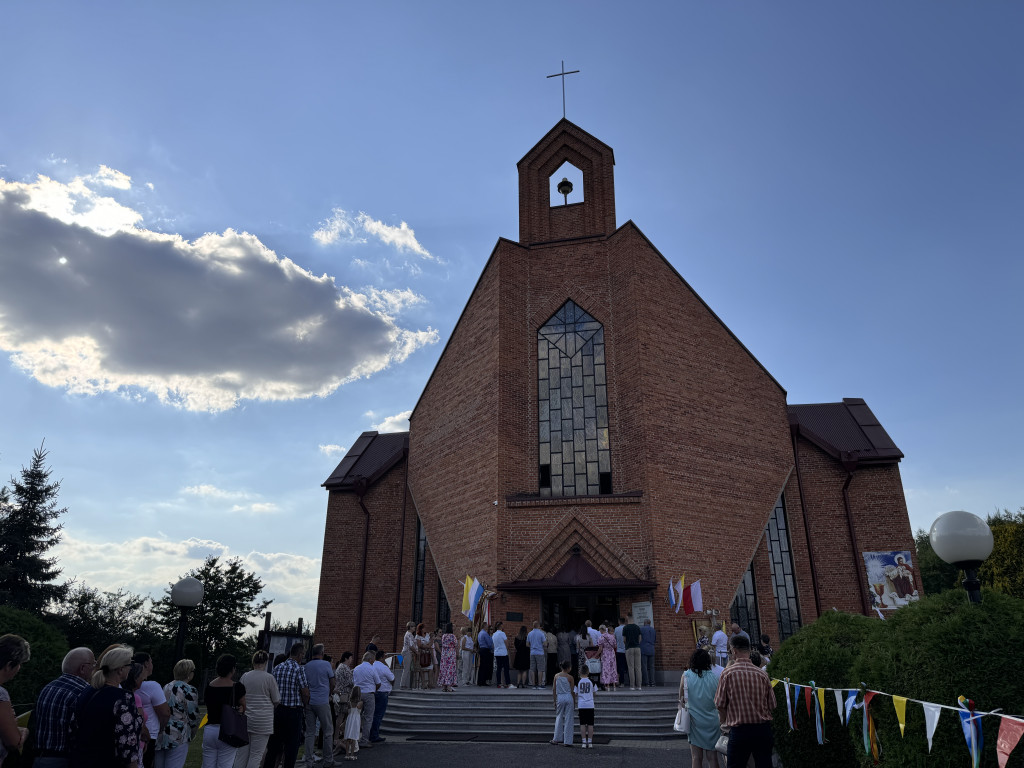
[575,672,596,748]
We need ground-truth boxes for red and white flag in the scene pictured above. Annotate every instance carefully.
[682,579,703,614]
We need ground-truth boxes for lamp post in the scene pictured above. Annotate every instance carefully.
[928,510,994,604]
[171,576,204,659]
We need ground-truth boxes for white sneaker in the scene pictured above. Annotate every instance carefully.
[508,684,516,689]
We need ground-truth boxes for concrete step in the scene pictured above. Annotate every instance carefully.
[380,686,685,739]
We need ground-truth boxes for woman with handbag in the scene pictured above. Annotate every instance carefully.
[679,648,720,768]
[202,654,247,768]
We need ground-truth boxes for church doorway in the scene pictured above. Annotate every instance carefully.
[541,593,619,632]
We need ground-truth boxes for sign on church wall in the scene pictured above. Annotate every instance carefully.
[631,600,654,627]
[862,550,919,611]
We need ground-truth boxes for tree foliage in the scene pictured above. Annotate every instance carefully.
[979,508,1024,599]
[150,555,272,670]
[913,527,959,595]
[50,583,158,651]
[0,445,69,611]
[0,605,69,710]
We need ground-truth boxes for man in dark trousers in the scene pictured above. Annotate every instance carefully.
[714,634,776,767]
[476,623,494,686]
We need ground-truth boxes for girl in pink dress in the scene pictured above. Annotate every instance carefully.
[437,623,459,692]
[598,625,619,691]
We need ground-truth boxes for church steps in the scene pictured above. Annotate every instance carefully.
[380,688,684,739]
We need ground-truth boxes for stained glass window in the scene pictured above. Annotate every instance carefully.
[765,494,802,641]
[730,561,761,646]
[538,300,611,496]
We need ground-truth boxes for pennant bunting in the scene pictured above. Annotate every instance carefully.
[771,679,780,688]
[922,703,941,753]
[834,689,846,725]
[998,717,1024,768]
[805,685,813,718]
[814,686,826,745]
[892,696,907,737]
[863,691,881,762]
[845,690,858,725]
[958,696,984,768]
[792,685,802,725]
[784,681,795,731]
[683,579,703,614]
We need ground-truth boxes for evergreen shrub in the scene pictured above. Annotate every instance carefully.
[768,610,874,767]
[848,588,1024,768]
[0,605,69,710]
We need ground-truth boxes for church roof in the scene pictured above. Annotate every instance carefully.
[787,398,903,465]
[496,552,657,592]
[516,117,615,168]
[322,431,408,490]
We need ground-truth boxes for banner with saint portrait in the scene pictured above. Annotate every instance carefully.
[862,550,920,611]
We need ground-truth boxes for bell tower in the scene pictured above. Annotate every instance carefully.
[517,118,616,245]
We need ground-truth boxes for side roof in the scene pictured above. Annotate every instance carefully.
[322,431,408,490]
[788,398,903,465]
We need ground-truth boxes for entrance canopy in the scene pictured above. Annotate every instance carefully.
[497,553,657,593]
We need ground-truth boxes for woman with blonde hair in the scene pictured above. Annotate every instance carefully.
[71,644,144,768]
[0,634,31,766]
[155,659,199,768]
[234,651,279,768]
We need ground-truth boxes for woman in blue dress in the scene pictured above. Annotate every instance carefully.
[679,647,720,767]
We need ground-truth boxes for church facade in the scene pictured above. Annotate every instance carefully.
[315,120,915,676]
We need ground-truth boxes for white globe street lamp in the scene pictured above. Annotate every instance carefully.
[929,510,994,604]
[171,576,204,659]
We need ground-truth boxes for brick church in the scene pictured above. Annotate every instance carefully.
[315,119,915,677]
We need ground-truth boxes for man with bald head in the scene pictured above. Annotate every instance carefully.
[33,647,96,767]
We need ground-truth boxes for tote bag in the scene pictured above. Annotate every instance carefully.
[673,705,690,734]
[218,684,249,748]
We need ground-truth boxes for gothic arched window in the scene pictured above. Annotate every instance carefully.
[537,300,611,496]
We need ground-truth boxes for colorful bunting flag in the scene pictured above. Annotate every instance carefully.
[892,696,907,737]
[804,685,813,718]
[845,690,858,725]
[814,686,826,745]
[834,689,846,725]
[792,684,802,726]
[682,579,703,614]
[784,681,795,731]
[922,703,941,753]
[958,696,984,768]
[863,691,881,763]
[997,717,1024,768]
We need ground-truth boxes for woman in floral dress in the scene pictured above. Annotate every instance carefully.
[71,644,144,768]
[598,624,619,691]
[437,624,459,692]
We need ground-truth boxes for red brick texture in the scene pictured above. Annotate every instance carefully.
[315,120,915,672]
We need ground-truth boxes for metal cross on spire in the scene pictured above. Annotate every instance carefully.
[547,60,580,119]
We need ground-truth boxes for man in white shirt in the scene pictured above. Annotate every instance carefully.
[369,650,394,744]
[351,652,382,748]
[132,652,169,768]
[586,620,600,647]
[491,622,511,688]
[302,643,335,766]
[711,624,730,667]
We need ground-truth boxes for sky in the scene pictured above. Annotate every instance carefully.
[1,2,1021,629]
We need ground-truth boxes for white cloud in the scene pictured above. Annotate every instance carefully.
[367,409,411,433]
[55,533,320,627]
[181,484,249,500]
[319,444,347,457]
[313,208,434,260]
[230,502,279,514]
[0,173,439,412]
[91,165,132,190]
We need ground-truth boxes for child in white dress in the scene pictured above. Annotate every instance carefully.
[343,686,363,761]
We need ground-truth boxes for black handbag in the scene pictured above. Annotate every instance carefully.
[217,684,249,748]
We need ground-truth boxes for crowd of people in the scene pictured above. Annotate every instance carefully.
[406,613,660,692]
[0,634,396,768]
[1,618,778,767]
[680,626,777,768]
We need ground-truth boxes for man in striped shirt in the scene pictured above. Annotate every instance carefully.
[714,634,776,767]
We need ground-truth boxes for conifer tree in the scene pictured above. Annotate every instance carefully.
[0,445,69,611]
